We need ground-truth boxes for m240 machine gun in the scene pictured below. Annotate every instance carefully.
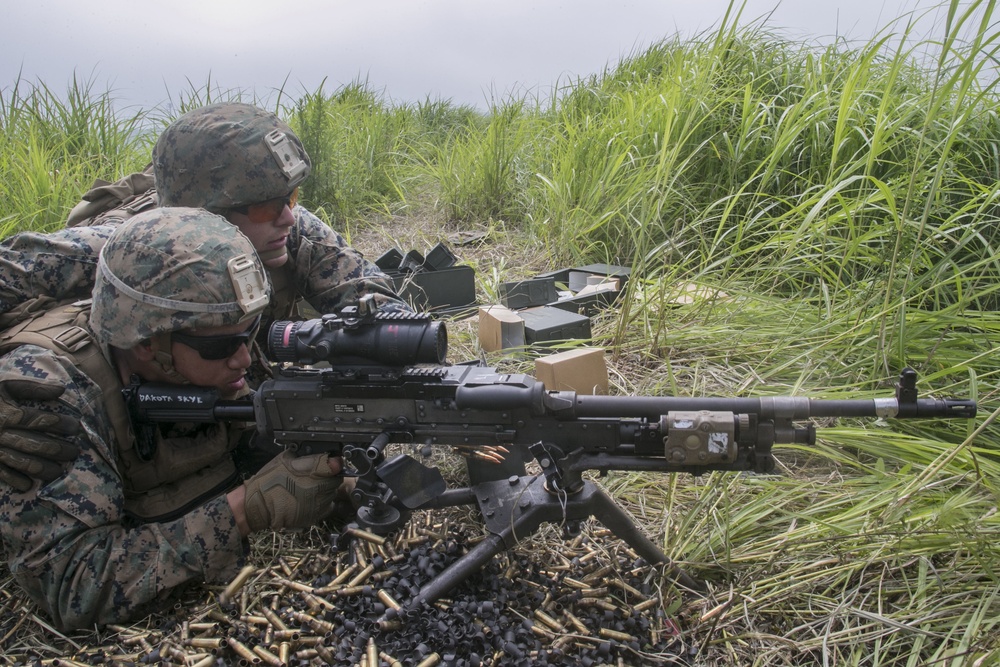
[125,301,978,616]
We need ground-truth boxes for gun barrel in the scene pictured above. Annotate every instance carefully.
[457,383,976,421]
[571,395,975,420]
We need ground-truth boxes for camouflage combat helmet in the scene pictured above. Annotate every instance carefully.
[152,103,311,212]
[91,207,270,353]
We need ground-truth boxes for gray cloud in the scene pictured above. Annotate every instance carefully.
[2,0,977,111]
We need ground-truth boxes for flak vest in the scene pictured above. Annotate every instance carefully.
[0,298,241,522]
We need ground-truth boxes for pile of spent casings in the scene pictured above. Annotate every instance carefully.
[34,514,688,667]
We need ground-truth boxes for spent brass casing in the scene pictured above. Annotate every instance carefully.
[239,614,270,626]
[226,637,260,664]
[329,563,359,587]
[607,578,646,600]
[347,564,375,587]
[380,650,404,667]
[577,597,618,612]
[252,644,285,667]
[377,589,403,611]
[583,564,614,583]
[314,645,337,664]
[334,585,368,598]
[291,611,335,634]
[598,628,636,642]
[348,526,387,545]
[273,578,314,594]
[562,577,591,590]
[533,610,564,632]
[220,565,256,604]
[633,598,659,612]
[415,653,441,667]
[187,622,218,632]
[562,609,590,635]
[262,608,289,632]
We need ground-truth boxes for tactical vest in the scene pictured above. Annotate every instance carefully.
[0,299,240,522]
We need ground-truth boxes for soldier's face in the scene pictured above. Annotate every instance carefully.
[226,201,296,269]
[171,319,255,398]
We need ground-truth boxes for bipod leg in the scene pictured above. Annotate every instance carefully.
[390,475,552,621]
[586,483,705,593]
[391,475,704,623]
[389,532,510,622]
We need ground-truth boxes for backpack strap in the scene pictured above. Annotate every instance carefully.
[65,164,158,228]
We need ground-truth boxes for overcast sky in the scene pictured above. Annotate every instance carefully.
[2,1,988,112]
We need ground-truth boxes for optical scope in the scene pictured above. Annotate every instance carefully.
[268,304,446,366]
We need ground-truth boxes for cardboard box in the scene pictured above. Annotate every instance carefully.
[478,305,526,352]
[535,348,608,395]
[519,306,592,345]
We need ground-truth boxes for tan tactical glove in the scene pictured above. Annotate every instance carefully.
[242,450,342,532]
[0,376,80,492]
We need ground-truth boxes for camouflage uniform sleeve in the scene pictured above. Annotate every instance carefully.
[287,207,413,314]
[0,346,247,631]
[0,225,117,314]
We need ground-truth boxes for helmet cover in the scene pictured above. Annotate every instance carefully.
[91,207,270,351]
[153,102,311,211]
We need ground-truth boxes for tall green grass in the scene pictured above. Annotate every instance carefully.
[0,76,150,234]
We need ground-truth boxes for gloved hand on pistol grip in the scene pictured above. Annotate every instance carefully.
[0,376,81,492]
[242,450,342,532]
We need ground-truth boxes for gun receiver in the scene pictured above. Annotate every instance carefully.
[124,306,977,617]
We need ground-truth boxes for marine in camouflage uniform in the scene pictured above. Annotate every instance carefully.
[0,209,344,630]
[0,102,411,324]
[0,102,414,491]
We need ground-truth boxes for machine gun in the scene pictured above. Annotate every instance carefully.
[125,300,978,615]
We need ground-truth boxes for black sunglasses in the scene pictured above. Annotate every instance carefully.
[171,315,261,360]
